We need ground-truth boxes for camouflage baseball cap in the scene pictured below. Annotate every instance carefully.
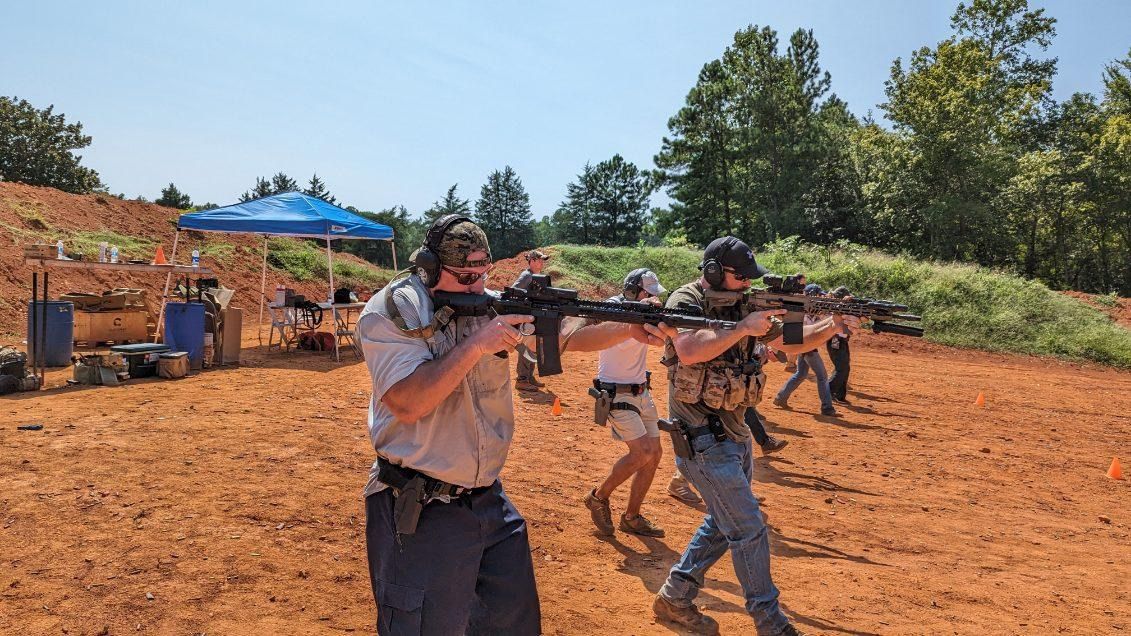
[435,220,492,267]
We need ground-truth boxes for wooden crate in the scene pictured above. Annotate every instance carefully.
[73,310,149,344]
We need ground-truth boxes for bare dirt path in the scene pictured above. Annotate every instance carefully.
[2,331,1128,635]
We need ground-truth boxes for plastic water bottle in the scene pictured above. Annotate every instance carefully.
[99,242,108,263]
[110,245,119,263]
[191,249,200,268]
[56,240,64,259]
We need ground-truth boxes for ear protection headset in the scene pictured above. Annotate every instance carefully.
[415,214,472,288]
[699,236,738,289]
[623,268,648,300]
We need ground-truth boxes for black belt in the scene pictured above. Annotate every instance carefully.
[687,415,729,442]
[376,457,490,499]
[596,370,651,396]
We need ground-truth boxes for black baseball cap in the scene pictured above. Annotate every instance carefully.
[701,236,768,279]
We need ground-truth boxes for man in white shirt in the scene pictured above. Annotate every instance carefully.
[583,269,668,538]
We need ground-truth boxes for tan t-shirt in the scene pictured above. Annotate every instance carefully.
[663,281,780,440]
[358,275,515,495]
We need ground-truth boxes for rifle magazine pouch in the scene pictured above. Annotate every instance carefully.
[658,419,693,459]
[745,370,767,406]
[589,386,613,427]
[673,361,706,404]
[723,368,747,411]
[701,367,728,410]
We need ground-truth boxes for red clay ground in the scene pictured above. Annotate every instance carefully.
[1,326,1128,635]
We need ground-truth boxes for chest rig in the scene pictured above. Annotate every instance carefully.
[664,287,767,411]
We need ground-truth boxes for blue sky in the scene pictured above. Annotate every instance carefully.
[3,1,1128,218]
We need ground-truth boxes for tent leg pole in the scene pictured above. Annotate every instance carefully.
[259,236,268,346]
[156,231,180,343]
[391,239,397,270]
[326,235,339,362]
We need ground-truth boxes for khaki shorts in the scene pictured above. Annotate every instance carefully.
[607,390,660,442]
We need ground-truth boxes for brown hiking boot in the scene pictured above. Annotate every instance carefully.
[620,513,665,537]
[515,379,542,392]
[652,595,719,635]
[583,489,614,536]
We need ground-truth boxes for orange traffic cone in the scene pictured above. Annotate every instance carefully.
[974,391,985,408]
[551,397,562,416]
[153,245,168,265]
[1109,457,1123,480]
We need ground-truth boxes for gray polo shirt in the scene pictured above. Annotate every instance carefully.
[357,275,515,496]
[512,269,534,290]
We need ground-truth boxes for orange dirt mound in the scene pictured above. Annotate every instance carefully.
[0,182,382,342]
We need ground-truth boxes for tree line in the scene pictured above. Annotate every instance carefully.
[2,0,1128,293]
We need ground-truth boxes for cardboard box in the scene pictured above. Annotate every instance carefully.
[74,309,149,343]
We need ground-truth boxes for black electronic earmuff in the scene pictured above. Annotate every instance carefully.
[699,236,737,288]
[623,268,648,300]
[415,214,472,288]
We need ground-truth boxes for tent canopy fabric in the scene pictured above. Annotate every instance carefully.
[177,191,393,240]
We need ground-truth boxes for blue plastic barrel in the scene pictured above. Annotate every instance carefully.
[27,301,74,367]
[164,302,205,370]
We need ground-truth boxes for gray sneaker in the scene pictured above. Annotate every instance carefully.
[667,475,701,504]
[583,489,614,536]
[652,595,719,635]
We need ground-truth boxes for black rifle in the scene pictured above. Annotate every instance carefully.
[701,274,925,345]
[433,274,736,376]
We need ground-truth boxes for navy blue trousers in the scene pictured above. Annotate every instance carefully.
[365,481,541,635]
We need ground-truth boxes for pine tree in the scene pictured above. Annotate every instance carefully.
[155,182,193,209]
[0,96,103,193]
[270,172,299,194]
[303,173,336,204]
[474,167,535,259]
[424,183,471,223]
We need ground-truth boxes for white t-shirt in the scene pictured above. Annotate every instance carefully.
[596,295,649,384]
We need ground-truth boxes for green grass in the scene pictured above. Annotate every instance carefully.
[267,237,395,289]
[198,242,235,265]
[68,230,157,261]
[544,241,1131,369]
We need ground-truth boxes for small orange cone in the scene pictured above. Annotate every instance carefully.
[551,397,562,416]
[1109,457,1123,480]
[974,391,985,408]
[153,245,168,265]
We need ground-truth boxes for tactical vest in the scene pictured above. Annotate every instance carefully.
[665,288,768,411]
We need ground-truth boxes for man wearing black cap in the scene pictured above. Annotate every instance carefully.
[772,283,838,417]
[653,236,855,636]
[825,286,854,404]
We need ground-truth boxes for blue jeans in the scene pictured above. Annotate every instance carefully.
[365,481,541,635]
[659,435,791,635]
[776,350,833,411]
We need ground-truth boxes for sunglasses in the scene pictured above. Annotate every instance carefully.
[722,267,750,282]
[443,264,492,285]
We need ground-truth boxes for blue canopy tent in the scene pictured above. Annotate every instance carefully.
[161,192,395,349]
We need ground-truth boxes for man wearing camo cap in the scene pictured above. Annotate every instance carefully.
[512,250,550,391]
[356,215,674,634]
